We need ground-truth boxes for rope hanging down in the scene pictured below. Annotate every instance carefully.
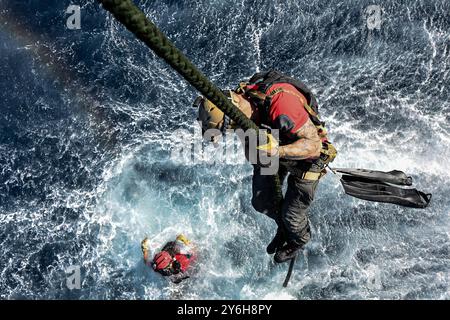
[97,0,258,132]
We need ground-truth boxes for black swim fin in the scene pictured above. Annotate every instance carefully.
[335,168,413,186]
[340,175,432,209]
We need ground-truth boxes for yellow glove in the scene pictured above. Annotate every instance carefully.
[256,132,279,157]
[141,238,150,252]
[176,234,190,245]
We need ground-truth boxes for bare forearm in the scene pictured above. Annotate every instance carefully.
[278,119,322,160]
[279,138,321,160]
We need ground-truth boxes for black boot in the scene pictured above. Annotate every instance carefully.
[266,228,285,255]
[274,241,303,263]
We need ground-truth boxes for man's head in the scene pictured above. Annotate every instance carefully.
[195,95,227,134]
[152,251,173,273]
[152,250,184,276]
[195,90,252,140]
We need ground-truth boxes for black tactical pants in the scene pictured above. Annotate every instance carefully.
[251,165,320,246]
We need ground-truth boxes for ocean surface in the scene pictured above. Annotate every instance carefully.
[0,0,449,299]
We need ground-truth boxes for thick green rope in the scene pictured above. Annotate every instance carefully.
[98,0,259,132]
[97,0,283,212]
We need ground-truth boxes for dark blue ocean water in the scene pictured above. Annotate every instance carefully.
[0,0,449,299]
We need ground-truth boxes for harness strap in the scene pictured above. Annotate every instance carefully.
[301,170,327,181]
[267,87,284,98]
[285,168,327,180]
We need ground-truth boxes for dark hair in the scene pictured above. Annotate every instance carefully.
[172,260,181,274]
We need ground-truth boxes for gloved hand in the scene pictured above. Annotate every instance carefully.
[176,234,190,245]
[254,132,281,169]
[256,132,280,157]
[141,238,150,253]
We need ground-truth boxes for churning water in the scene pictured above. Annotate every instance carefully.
[0,0,449,299]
